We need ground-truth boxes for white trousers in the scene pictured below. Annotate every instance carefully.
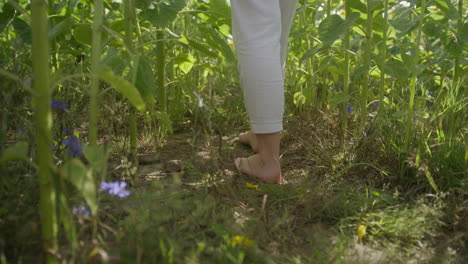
[231,0,298,134]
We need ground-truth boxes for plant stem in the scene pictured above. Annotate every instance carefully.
[31,0,57,261]
[124,0,138,166]
[379,0,389,107]
[89,0,104,146]
[156,30,166,112]
[359,0,374,127]
[403,0,426,156]
[341,0,351,135]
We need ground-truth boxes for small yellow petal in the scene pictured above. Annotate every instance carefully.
[357,225,367,244]
[232,235,254,247]
[245,182,258,189]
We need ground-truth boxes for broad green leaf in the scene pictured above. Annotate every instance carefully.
[135,55,157,100]
[329,92,351,108]
[101,47,128,75]
[199,26,235,62]
[383,58,410,80]
[138,0,186,28]
[347,0,366,13]
[433,0,458,20]
[49,16,75,39]
[179,35,218,57]
[318,12,360,46]
[99,68,146,112]
[61,159,98,215]
[389,8,421,37]
[12,18,32,44]
[461,23,468,44]
[83,145,107,172]
[175,53,196,74]
[0,3,15,32]
[0,142,28,164]
[73,24,92,46]
[209,0,231,23]
[422,21,442,38]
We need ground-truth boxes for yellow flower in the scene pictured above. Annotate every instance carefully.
[245,182,258,189]
[231,235,254,248]
[357,225,367,244]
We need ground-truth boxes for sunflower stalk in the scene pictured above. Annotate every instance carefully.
[31,0,58,261]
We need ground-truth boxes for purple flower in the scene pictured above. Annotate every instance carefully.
[51,100,68,110]
[346,104,352,114]
[18,127,26,133]
[100,181,131,198]
[62,135,83,157]
[73,205,90,218]
[373,101,380,106]
[427,91,433,96]
[63,129,73,135]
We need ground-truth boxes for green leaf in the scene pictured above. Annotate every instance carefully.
[0,142,28,164]
[138,0,186,28]
[422,21,441,38]
[175,53,196,74]
[433,0,458,20]
[318,12,360,46]
[209,0,231,23]
[101,47,128,75]
[73,24,92,46]
[83,145,107,172]
[12,18,32,44]
[0,3,15,32]
[99,68,146,112]
[389,8,421,37]
[329,92,351,108]
[61,159,98,215]
[49,16,75,39]
[200,26,235,62]
[179,35,218,57]
[135,55,157,100]
[347,0,366,13]
[383,58,410,80]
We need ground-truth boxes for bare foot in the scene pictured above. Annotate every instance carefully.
[238,131,259,153]
[234,154,281,183]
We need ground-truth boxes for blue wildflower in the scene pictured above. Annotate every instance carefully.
[373,101,380,107]
[51,100,68,110]
[100,181,131,198]
[72,206,90,218]
[63,129,73,135]
[18,127,26,133]
[346,104,352,114]
[62,135,83,157]
[427,91,433,96]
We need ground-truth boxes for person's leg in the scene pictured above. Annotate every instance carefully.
[237,0,298,154]
[232,0,297,183]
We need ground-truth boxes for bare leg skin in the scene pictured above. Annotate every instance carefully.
[235,132,281,183]
[238,131,259,153]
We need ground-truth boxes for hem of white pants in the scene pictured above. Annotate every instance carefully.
[251,122,283,134]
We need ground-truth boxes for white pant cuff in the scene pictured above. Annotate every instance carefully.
[251,122,283,134]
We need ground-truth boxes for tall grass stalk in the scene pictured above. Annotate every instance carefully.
[359,0,374,127]
[124,0,138,165]
[156,30,166,112]
[403,0,426,156]
[88,0,104,146]
[379,0,389,107]
[453,0,463,84]
[341,0,351,136]
[31,0,57,261]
